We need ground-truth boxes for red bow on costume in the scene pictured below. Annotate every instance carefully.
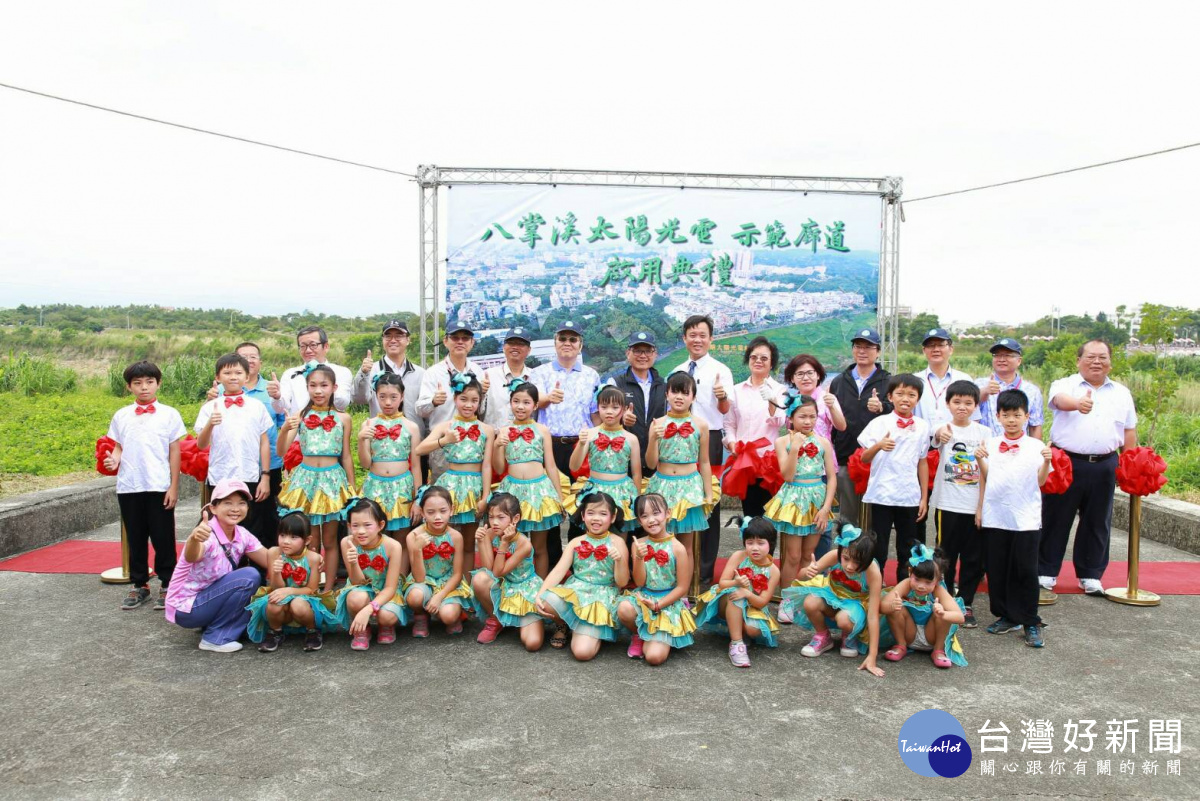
[423,541,455,560]
[999,441,1020,453]
[595,433,625,451]
[357,553,387,572]
[135,404,157,416]
[644,546,670,566]
[224,396,244,408]
[456,424,481,442]
[801,442,819,458]
[896,417,913,429]
[663,422,694,439]
[509,427,535,442]
[306,414,337,432]
[374,424,403,440]
[830,568,863,593]
[576,541,609,560]
[281,563,308,584]
[737,567,769,593]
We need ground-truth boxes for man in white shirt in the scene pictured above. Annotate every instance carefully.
[482,327,535,429]
[273,325,353,415]
[352,319,425,435]
[914,328,976,428]
[416,321,486,481]
[668,315,733,584]
[1039,339,1138,597]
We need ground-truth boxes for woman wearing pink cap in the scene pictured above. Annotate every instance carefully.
[164,479,272,652]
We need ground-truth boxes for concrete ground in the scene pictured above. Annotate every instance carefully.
[1,502,1198,800]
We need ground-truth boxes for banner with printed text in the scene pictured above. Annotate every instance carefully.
[446,184,881,379]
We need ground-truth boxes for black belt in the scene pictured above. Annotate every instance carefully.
[553,435,579,445]
[1059,449,1116,463]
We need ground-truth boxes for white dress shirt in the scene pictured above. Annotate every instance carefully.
[273,361,353,415]
[1047,374,1137,454]
[107,402,187,494]
[194,395,273,485]
[981,434,1052,531]
[670,353,734,432]
[416,357,485,431]
[858,413,932,507]
[914,365,979,429]
[482,362,534,428]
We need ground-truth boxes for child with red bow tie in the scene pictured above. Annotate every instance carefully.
[276,363,356,593]
[403,486,473,638]
[358,372,424,536]
[335,499,409,650]
[616,493,696,665]
[246,512,330,653]
[493,380,564,578]
[563,385,643,548]
[537,491,630,660]
[692,516,780,668]
[416,373,493,570]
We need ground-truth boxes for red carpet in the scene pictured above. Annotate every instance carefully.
[711,557,1200,595]
[0,540,183,574]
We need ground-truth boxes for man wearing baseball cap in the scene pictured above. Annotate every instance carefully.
[914,327,977,429]
[976,337,1043,439]
[416,321,486,481]
[352,319,426,434]
[606,331,666,475]
[827,327,893,531]
[482,327,536,429]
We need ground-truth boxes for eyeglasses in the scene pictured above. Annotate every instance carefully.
[298,341,323,352]
[557,336,580,344]
[383,333,408,341]
[748,355,771,363]
[1082,355,1110,363]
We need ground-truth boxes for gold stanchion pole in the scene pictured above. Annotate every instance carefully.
[99,519,132,584]
[1105,493,1161,606]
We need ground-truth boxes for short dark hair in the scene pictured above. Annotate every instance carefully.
[417,485,453,509]
[485,491,521,520]
[736,516,777,554]
[1076,339,1112,359]
[887,373,924,399]
[123,360,161,384]
[996,388,1029,414]
[277,512,310,541]
[509,380,539,405]
[215,353,250,375]
[783,353,826,385]
[572,490,625,532]
[234,341,260,355]
[296,325,328,345]
[682,315,714,336]
[375,372,405,395]
[742,336,779,370]
[633,492,668,519]
[838,528,877,573]
[665,371,696,396]
[596,385,625,407]
[346,497,387,525]
[945,380,980,404]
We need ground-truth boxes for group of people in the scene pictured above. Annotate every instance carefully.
[104,315,1137,671]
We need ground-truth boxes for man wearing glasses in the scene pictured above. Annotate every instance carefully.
[272,325,353,416]
[352,319,426,436]
[1039,339,1138,598]
[914,327,977,429]
[976,338,1043,438]
[416,322,486,481]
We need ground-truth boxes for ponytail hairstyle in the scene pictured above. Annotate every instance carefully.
[345,497,387,526]
[299,363,338,419]
[733,515,777,555]
[448,371,482,399]
[570,488,623,533]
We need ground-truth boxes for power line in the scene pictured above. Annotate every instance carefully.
[0,80,416,178]
[904,140,1200,203]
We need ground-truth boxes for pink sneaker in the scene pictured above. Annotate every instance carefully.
[447,619,464,635]
[728,640,751,668]
[412,614,430,638]
[476,616,502,644]
[801,631,835,657]
[931,649,952,669]
[627,633,645,659]
[350,629,371,651]
[377,625,396,645]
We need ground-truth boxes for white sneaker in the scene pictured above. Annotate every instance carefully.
[840,637,860,657]
[1079,578,1105,596]
[777,605,793,624]
[1038,575,1056,591]
[199,639,244,653]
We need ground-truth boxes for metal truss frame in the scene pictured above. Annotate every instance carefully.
[416,166,903,369]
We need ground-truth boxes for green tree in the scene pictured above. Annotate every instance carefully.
[1135,304,1187,448]
[904,312,942,346]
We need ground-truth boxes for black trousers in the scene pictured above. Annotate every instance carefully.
[699,431,724,585]
[936,509,984,605]
[240,470,281,548]
[870,504,923,581]
[742,480,773,553]
[548,437,579,569]
[117,491,178,588]
[1039,454,1117,581]
[984,527,1042,627]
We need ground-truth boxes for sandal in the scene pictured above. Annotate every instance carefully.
[931,649,952,669]
[884,644,908,662]
[550,623,569,649]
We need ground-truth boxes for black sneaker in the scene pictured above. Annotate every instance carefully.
[962,607,977,628]
[153,589,167,611]
[121,586,151,610]
[303,630,323,652]
[1023,624,1045,648]
[258,629,284,653]
[986,617,1021,635]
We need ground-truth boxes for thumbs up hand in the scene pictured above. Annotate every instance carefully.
[879,430,896,452]
[206,380,220,401]
[548,381,564,405]
[284,412,300,432]
[1079,389,1094,415]
[622,403,637,426]
[267,372,281,400]
[986,377,1002,397]
[867,388,883,413]
[633,539,648,562]
[800,556,819,580]
[361,349,374,376]
[935,424,952,445]
[432,382,448,407]
[480,372,491,393]
[208,399,223,427]
[713,375,727,401]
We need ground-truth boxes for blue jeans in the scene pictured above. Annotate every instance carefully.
[173,567,261,645]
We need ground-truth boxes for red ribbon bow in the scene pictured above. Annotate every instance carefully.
[999,440,1020,453]
[306,414,337,432]
[224,396,244,408]
[374,424,403,440]
[801,442,819,458]
[737,566,769,593]
[135,404,157,416]
[423,541,455,560]
[509,427,535,442]
[896,417,914,429]
[830,568,863,593]
[595,433,625,451]
[456,424,481,442]
[664,421,694,439]
[576,541,610,560]
[644,546,670,566]
[357,553,371,569]
[1116,446,1169,497]
[281,563,308,584]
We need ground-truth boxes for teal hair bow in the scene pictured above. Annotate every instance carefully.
[370,372,384,392]
[909,544,934,568]
[506,378,526,395]
[301,360,320,377]
[448,372,470,394]
[835,526,861,548]
[738,516,754,535]
[414,485,431,505]
[784,389,811,419]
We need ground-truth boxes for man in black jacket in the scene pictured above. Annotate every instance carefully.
[828,327,893,533]
[609,331,666,476]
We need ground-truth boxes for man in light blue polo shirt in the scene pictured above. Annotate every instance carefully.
[976,337,1044,439]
